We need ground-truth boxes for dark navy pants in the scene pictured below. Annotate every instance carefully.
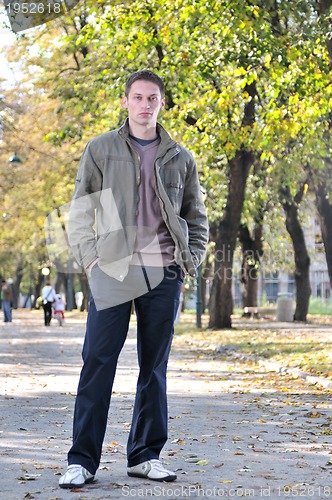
[67,265,183,474]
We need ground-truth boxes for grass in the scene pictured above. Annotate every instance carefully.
[308,297,332,316]
[174,312,332,379]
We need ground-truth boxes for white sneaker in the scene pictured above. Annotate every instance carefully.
[59,464,94,488]
[127,459,177,482]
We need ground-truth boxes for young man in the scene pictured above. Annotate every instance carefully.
[59,69,208,488]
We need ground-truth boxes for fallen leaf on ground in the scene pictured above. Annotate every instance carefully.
[17,474,41,480]
[171,438,185,445]
[196,460,209,465]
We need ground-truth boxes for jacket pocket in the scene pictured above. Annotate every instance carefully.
[163,173,185,213]
[96,226,137,265]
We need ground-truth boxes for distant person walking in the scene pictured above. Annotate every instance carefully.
[1,278,13,323]
[41,280,56,326]
[52,294,66,326]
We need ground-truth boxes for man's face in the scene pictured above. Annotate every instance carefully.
[122,80,165,130]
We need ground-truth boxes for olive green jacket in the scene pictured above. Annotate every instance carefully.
[68,120,208,280]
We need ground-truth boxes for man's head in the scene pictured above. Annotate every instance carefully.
[123,69,166,137]
[124,70,165,98]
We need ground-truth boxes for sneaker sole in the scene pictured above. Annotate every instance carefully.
[127,471,177,482]
[59,477,95,489]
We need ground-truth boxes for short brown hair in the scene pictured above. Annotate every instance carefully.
[125,70,165,97]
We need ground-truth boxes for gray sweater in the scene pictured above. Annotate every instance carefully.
[130,137,175,267]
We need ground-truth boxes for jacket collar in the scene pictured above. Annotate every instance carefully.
[118,119,177,152]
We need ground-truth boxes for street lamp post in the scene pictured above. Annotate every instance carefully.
[8,153,22,165]
[67,268,73,311]
[29,262,33,309]
[0,153,22,193]
[42,267,50,282]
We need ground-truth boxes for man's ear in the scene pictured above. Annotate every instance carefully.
[122,96,128,108]
[160,97,166,110]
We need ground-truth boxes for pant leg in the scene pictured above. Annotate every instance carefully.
[127,265,183,467]
[42,303,49,325]
[46,302,52,325]
[3,301,11,322]
[68,296,132,474]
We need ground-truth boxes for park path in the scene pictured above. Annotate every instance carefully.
[0,309,332,499]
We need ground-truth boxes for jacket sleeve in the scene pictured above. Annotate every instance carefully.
[67,141,102,270]
[180,155,209,269]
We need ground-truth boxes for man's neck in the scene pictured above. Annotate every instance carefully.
[128,121,158,141]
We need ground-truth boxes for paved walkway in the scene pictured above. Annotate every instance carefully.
[1,310,332,499]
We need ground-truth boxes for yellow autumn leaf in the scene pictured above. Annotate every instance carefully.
[309,412,322,418]
[174,439,185,445]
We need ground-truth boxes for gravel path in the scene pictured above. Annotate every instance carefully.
[1,310,332,499]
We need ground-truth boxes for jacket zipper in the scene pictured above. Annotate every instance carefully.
[125,138,141,186]
[154,147,180,210]
[136,151,141,186]
[153,149,186,264]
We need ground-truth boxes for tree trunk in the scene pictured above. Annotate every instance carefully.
[208,82,256,329]
[239,223,264,315]
[317,0,332,63]
[314,180,332,288]
[201,256,213,313]
[78,272,90,311]
[34,272,45,308]
[12,262,24,309]
[55,270,78,310]
[54,271,66,293]
[280,184,311,321]
[311,0,332,289]
[208,149,254,328]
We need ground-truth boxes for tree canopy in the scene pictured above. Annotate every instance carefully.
[1,0,331,320]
